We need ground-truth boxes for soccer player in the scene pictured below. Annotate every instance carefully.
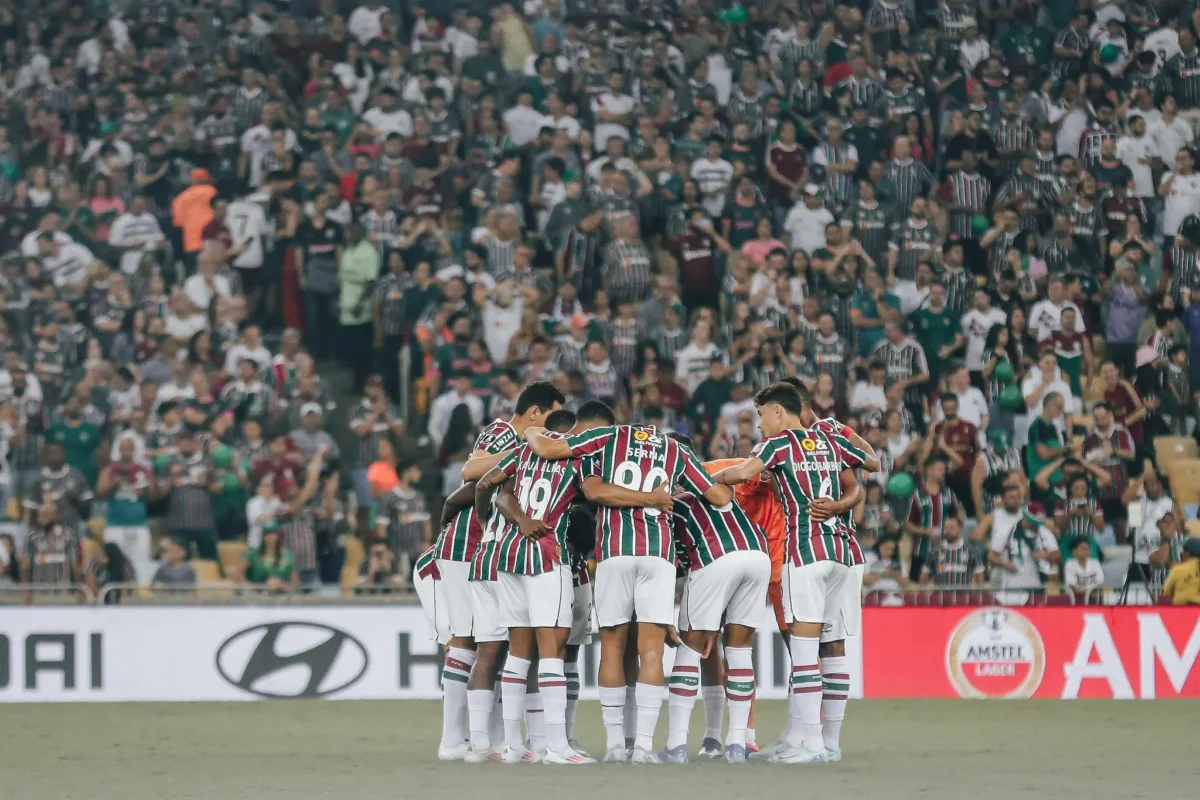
[662,434,772,764]
[524,406,734,764]
[436,381,564,763]
[475,406,673,764]
[713,383,866,764]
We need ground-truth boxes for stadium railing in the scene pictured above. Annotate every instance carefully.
[96,582,417,604]
[0,583,95,604]
[862,586,1162,606]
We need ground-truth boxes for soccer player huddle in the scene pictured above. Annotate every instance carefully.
[412,376,878,766]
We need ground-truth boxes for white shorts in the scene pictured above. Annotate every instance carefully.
[569,583,593,646]
[782,560,850,628]
[470,579,508,643]
[436,559,474,638]
[414,566,451,646]
[594,555,676,627]
[821,563,864,643]
[496,566,573,629]
[680,550,772,632]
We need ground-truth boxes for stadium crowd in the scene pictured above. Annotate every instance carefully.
[2,0,1200,607]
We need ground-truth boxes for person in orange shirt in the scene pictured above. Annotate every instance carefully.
[172,168,216,270]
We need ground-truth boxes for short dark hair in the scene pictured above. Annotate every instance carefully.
[576,400,616,426]
[777,376,812,405]
[754,383,804,415]
[515,381,566,415]
[544,409,577,433]
[941,392,958,405]
[667,431,695,452]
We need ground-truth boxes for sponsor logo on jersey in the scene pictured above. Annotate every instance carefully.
[945,609,1046,699]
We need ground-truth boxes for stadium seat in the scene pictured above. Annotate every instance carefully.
[1155,436,1198,469]
[1043,594,1074,606]
[218,541,247,576]
[193,559,223,584]
[1165,459,1200,505]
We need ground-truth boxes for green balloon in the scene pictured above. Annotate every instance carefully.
[887,472,916,500]
[971,214,991,236]
[987,427,1011,451]
[220,472,242,492]
[1100,44,1120,64]
[993,360,1015,383]
[726,4,747,24]
[211,445,233,469]
[153,454,174,474]
[998,383,1023,410]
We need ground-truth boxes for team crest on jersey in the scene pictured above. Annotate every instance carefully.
[945,609,1046,699]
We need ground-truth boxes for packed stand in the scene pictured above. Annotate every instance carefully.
[1,0,1200,605]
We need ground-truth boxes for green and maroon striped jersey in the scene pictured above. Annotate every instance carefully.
[810,417,867,567]
[906,483,961,562]
[672,492,767,570]
[564,425,715,562]
[415,545,440,580]
[435,419,518,563]
[474,440,595,579]
[752,427,866,567]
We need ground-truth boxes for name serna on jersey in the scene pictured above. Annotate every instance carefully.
[564,424,715,562]
[435,419,518,564]
[752,427,866,567]
[672,491,767,570]
[479,437,594,580]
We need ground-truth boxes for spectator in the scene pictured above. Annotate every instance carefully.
[85,542,136,605]
[1064,536,1106,604]
[1162,537,1200,605]
[240,522,297,594]
[357,537,401,593]
[95,436,153,566]
[23,501,79,590]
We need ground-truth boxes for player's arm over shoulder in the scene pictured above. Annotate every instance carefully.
[712,437,779,486]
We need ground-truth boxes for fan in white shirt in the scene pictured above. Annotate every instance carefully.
[1149,107,1195,167]
[182,253,233,312]
[108,197,166,275]
[1021,353,1076,420]
[689,144,735,218]
[1064,538,1105,602]
[960,293,1007,371]
[503,89,550,146]
[226,198,271,271]
[1115,119,1157,199]
[1027,280,1088,340]
[362,90,414,139]
[348,2,387,44]
[1159,156,1200,237]
[783,185,835,254]
[36,236,94,290]
[240,122,299,187]
[591,82,635,152]
[932,365,990,429]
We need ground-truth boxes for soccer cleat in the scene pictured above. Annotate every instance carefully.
[696,737,724,760]
[437,743,470,761]
[630,746,661,764]
[749,740,784,760]
[500,745,531,764]
[603,745,631,764]
[725,744,747,764]
[543,746,597,765]
[568,739,592,759]
[523,749,545,764]
[745,743,760,755]
[769,744,828,765]
[824,747,842,763]
[463,748,501,763]
[657,744,689,764]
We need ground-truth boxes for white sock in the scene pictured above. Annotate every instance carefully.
[467,689,494,751]
[599,686,627,750]
[634,682,663,752]
[724,647,755,748]
[702,685,725,742]
[564,658,580,740]
[821,655,850,752]
[746,726,757,746]
[441,648,475,748]
[666,644,701,749]
[539,657,570,752]
[490,683,505,746]
[500,655,531,750]
[787,637,823,752]
[623,682,637,744]
[526,691,547,752]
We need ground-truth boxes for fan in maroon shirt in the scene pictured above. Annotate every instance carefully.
[766,122,809,202]
[928,394,980,517]
[668,208,728,310]
[1101,361,1147,445]
[1100,181,1148,238]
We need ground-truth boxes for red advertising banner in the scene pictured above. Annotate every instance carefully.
[862,607,1200,699]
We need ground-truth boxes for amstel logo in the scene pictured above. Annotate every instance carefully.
[945,609,1046,698]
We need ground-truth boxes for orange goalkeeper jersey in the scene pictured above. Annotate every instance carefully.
[704,459,787,582]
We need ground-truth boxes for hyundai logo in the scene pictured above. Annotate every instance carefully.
[215,622,369,699]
